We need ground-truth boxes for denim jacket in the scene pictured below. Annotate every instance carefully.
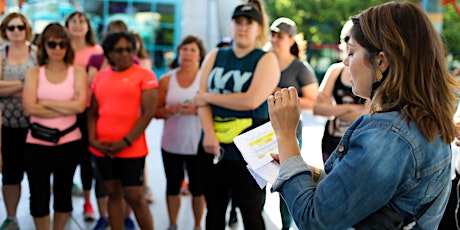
[272,111,451,230]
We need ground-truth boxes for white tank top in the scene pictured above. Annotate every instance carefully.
[161,68,201,155]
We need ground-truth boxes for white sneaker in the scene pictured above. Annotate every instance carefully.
[0,218,19,230]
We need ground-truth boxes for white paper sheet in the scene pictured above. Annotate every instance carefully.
[234,122,278,169]
[234,122,281,187]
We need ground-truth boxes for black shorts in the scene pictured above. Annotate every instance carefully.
[94,156,145,187]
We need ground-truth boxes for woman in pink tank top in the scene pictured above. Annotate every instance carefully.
[22,23,87,230]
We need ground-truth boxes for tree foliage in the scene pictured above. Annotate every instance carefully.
[442,4,460,58]
[265,0,460,57]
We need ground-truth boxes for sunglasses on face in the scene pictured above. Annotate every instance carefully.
[6,25,25,31]
[112,47,134,54]
[46,41,69,49]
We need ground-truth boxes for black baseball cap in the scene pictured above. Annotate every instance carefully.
[270,17,297,37]
[232,4,262,24]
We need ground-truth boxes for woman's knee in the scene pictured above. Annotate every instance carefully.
[124,187,145,207]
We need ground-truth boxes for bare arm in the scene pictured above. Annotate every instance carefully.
[0,57,23,97]
[196,50,220,156]
[110,88,158,153]
[38,67,87,115]
[127,88,157,141]
[314,92,367,122]
[313,64,350,117]
[298,83,318,110]
[154,74,175,119]
[87,95,112,156]
[22,67,64,118]
[87,66,98,86]
[195,52,280,111]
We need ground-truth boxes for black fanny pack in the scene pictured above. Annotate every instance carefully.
[30,122,78,144]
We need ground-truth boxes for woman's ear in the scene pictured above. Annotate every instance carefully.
[376,51,389,72]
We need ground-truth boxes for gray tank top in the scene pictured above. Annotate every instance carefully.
[0,45,38,128]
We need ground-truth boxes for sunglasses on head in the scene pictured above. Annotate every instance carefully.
[112,47,133,54]
[46,41,69,49]
[6,25,25,31]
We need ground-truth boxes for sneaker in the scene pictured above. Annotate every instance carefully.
[92,217,109,230]
[228,209,238,227]
[167,225,177,230]
[180,180,190,196]
[0,218,19,230]
[71,183,83,196]
[144,186,154,203]
[124,217,136,230]
[83,201,96,221]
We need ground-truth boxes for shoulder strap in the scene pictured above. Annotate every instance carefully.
[402,187,444,229]
[60,122,78,136]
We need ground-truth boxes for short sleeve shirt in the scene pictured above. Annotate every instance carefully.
[277,59,317,97]
[89,65,158,158]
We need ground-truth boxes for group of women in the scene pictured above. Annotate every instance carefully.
[0,0,458,230]
[179,1,459,230]
[0,10,156,230]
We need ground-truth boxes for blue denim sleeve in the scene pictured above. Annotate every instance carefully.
[271,128,418,229]
[271,155,312,192]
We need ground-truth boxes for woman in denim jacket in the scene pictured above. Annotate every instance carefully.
[269,2,459,229]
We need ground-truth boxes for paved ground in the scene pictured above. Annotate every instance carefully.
[0,112,327,230]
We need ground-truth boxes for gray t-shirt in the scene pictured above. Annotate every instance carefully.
[278,58,317,97]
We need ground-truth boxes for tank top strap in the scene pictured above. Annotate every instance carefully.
[38,66,46,82]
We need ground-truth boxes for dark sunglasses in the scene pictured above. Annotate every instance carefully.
[46,41,69,49]
[6,25,26,31]
[112,47,134,54]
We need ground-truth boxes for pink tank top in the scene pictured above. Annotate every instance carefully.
[26,66,82,146]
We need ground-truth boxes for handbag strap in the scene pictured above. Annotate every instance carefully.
[402,187,443,229]
[60,122,78,136]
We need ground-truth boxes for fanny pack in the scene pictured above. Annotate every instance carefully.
[30,122,78,144]
[213,117,253,144]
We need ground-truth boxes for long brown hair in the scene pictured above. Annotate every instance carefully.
[350,1,459,143]
[65,11,98,46]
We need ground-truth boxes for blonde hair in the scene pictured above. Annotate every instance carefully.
[351,1,459,143]
[247,0,269,48]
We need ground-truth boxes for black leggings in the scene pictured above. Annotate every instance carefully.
[1,126,28,185]
[25,141,81,217]
[77,112,93,191]
[198,146,265,230]
[162,149,203,196]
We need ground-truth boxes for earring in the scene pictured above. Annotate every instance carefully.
[376,70,383,82]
